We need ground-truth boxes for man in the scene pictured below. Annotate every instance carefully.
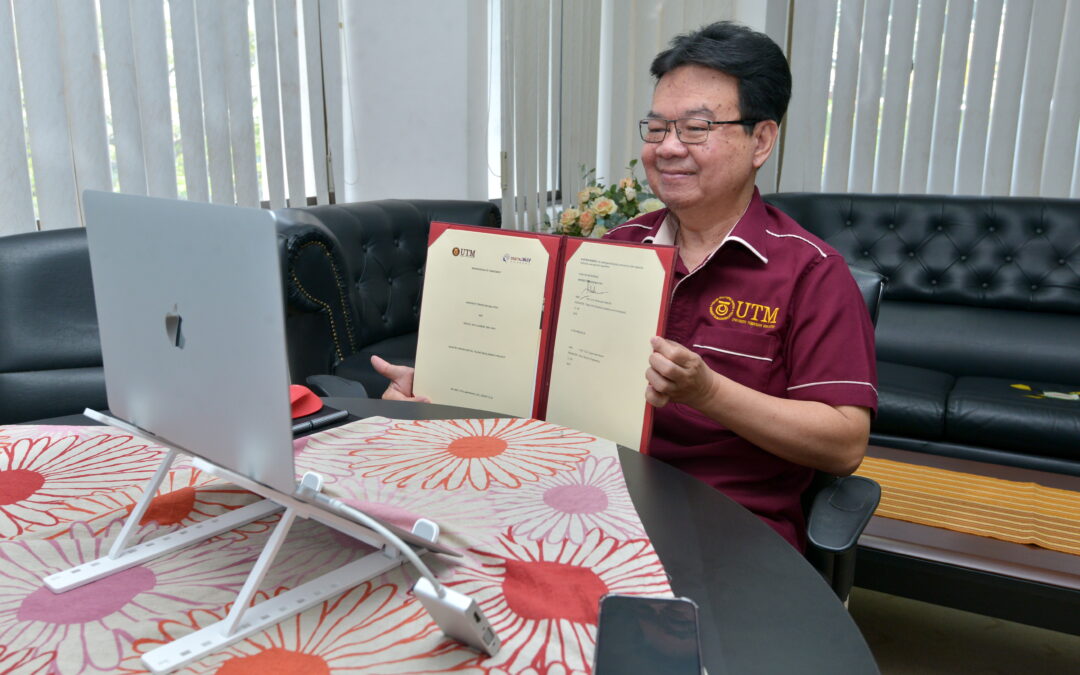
[375,21,877,550]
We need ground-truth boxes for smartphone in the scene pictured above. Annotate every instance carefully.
[593,594,703,675]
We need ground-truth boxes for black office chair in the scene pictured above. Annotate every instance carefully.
[803,265,885,603]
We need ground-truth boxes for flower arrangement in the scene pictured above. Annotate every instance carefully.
[553,160,664,237]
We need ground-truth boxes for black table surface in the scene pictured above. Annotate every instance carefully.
[27,399,879,674]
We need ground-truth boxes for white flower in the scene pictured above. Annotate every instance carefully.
[624,187,637,201]
[640,197,665,213]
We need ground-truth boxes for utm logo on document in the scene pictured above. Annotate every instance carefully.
[452,247,476,258]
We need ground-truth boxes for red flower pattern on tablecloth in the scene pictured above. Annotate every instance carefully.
[0,644,54,675]
[123,581,480,674]
[347,418,599,490]
[446,529,671,673]
[80,463,270,541]
[0,432,165,538]
[489,455,645,544]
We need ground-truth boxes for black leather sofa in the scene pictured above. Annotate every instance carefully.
[764,193,1080,477]
[0,228,107,424]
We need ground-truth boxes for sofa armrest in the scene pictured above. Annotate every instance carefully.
[277,220,360,384]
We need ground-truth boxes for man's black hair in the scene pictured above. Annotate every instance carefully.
[650,21,792,130]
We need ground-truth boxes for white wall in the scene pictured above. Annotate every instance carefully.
[341,0,488,202]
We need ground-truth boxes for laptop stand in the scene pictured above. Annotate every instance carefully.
[44,410,443,674]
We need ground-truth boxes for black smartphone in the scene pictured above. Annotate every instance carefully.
[593,594,703,675]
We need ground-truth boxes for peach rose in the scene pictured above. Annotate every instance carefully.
[591,197,617,217]
[559,208,581,227]
[618,177,635,189]
[578,210,596,235]
[577,186,602,205]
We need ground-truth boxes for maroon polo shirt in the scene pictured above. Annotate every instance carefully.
[604,189,878,549]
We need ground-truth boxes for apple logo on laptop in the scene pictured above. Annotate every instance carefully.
[164,305,185,348]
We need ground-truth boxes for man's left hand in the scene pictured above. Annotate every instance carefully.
[645,336,718,408]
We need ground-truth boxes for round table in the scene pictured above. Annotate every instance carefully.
[324,398,879,674]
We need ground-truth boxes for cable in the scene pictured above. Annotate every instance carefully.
[296,474,446,598]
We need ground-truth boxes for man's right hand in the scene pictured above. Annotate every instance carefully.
[370,355,430,402]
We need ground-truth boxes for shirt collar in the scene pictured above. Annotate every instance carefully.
[720,188,769,264]
[642,213,678,246]
[644,188,770,263]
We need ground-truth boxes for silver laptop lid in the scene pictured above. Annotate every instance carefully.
[83,191,296,494]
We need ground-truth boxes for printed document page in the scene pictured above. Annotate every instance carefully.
[545,241,669,451]
[413,229,550,417]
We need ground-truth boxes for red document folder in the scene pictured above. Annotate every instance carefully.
[414,222,676,452]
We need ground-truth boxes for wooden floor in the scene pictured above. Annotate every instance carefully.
[850,587,1080,674]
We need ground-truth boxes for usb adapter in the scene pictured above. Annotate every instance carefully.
[413,577,501,656]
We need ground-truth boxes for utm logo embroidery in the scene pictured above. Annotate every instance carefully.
[710,296,779,327]
[710,296,736,320]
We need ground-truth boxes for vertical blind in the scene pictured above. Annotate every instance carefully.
[779,0,1080,198]
[0,0,343,236]
[500,0,1080,228]
[500,0,738,231]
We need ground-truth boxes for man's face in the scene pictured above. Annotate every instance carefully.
[642,65,774,223]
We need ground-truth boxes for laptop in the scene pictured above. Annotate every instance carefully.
[82,190,453,554]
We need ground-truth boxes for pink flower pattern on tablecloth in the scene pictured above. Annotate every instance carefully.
[346,418,598,490]
[489,455,646,544]
[0,520,260,675]
[0,419,672,674]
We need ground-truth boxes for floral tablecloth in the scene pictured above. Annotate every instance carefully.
[0,417,672,674]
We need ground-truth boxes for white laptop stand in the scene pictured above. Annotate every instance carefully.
[44,410,442,674]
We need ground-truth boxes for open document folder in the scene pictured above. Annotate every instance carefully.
[413,223,676,452]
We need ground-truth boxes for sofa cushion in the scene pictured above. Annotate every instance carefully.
[873,362,954,439]
[947,377,1080,461]
[0,367,107,425]
[335,333,419,397]
[877,301,1080,383]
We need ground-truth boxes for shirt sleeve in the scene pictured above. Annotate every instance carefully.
[782,254,878,412]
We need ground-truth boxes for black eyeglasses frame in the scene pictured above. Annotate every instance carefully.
[638,117,763,144]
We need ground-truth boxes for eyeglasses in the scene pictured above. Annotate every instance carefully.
[639,117,762,144]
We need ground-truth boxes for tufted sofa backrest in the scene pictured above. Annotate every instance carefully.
[763,193,1080,383]
[763,193,1080,315]
[275,198,500,351]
